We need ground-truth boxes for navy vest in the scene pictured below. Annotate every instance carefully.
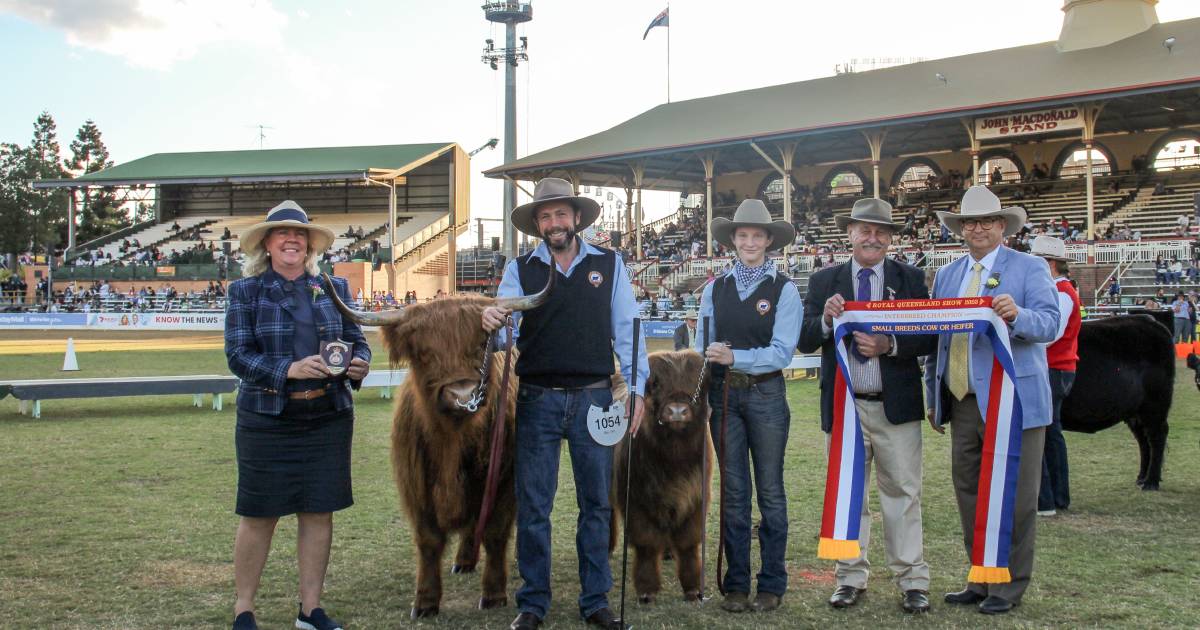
[515,247,616,388]
[711,272,789,378]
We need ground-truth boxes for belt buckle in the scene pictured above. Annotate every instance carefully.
[727,371,751,389]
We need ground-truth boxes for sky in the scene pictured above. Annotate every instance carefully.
[3,0,1199,243]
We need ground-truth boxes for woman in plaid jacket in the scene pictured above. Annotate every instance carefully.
[225,201,370,630]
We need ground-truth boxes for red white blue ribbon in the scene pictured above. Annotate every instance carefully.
[818,297,1022,584]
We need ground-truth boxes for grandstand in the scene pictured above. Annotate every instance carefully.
[25,143,472,307]
[487,2,1200,307]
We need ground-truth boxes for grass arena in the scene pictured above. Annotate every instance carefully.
[1,329,1197,628]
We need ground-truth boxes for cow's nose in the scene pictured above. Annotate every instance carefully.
[442,381,478,407]
[666,402,690,423]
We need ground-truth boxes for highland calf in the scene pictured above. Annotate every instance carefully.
[612,350,713,604]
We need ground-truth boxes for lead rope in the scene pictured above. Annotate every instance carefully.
[455,334,493,413]
[469,316,514,566]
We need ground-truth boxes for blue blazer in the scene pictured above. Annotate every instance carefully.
[922,246,1059,430]
[225,272,371,415]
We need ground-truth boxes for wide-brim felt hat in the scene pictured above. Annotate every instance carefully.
[835,197,902,231]
[1030,234,1071,262]
[511,177,602,237]
[711,199,796,250]
[239,200,336,254]
[936,185,1026,238]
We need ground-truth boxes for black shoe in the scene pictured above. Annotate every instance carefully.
[751,591,782,612]
[296,606,344,630]
[232,611,257,630]
[509,611,542,630]
[828,585,865,608]
[584,607,629,630]
[944,588,987,605]
[901,590,931,613]
[979,595,1015,615]
[720,592,750,613]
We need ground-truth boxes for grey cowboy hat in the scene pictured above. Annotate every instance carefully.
[834,197,903,231]
[510,177,602,238]
[710,199,796,250]
[1030,235,1072,262]
[936,185,1027,238]
[239,200,335,254]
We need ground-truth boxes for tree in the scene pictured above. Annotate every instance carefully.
[66,119,124,242]
[25,111,69,255]
[0,142,36,268]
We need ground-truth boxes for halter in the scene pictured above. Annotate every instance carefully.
[455,331,496,413]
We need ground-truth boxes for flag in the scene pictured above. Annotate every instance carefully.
[642,7,668,40]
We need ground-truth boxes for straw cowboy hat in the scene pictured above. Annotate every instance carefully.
[683,309,699,320]
[936,185,1027,237]
[1029,235,1072,262]
[834,197,903,231]
[239,200,335,254]
[711,199,796,250]
[511,177,602,237]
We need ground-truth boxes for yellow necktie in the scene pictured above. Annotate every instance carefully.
[948,262,983,400]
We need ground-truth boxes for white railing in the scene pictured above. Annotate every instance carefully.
[393,215,450,261]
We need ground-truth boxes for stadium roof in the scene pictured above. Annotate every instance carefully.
[34,142,457,188]
[485,17,1200,186]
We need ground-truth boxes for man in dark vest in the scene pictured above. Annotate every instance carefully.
[798,197,936,614]
[482,178,648,630]
[695,199,800,614]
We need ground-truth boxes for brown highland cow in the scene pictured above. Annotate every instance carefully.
[612,350,713,604]
[328,273,553,619]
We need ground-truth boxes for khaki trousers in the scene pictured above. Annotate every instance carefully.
[949,395,1045,604]
[829,399,930,592]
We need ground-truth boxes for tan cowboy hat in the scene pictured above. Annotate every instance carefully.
[683,309,698,320]
[239,200,336,254]
[711,199,796,250]
[835,197,902,231]
[511,177,602,238]
[936,185,1026,237]
[1030,235,1071,262]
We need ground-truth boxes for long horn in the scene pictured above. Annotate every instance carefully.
[323,273,406,326]
[494,266,556,312]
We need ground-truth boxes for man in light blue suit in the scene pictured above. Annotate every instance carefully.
[923,185,1059,616]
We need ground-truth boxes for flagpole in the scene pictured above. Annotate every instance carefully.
[666,1,671,103]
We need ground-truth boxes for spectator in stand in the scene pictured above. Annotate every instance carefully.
[990,166,1004,186]
[1106,278,1121,304]
[1170,258,1184,285]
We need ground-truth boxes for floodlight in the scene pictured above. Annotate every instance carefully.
[935,72,948,85]
[1163,37,1176,53]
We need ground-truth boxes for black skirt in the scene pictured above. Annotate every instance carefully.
[235,396,354,517]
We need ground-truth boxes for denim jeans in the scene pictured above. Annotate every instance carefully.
[514,383,615,619]
[1039,370,1075,511]
[708,374,791,596]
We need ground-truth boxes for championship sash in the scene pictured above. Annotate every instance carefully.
[817,297,1023,584]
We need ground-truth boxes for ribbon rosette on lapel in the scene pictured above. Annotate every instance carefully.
[986,273,1001,289]
[310,279,325,304]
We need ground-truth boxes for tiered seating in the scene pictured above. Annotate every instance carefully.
[83,216,211,262]
[1115,175,1200,238]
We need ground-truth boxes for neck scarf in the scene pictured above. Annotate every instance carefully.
[733,259,770,288]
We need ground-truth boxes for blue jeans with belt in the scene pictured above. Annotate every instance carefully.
[514,382,615,620]
[708,373,791,596]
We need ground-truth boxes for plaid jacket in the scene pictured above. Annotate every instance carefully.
[225,272,371,415]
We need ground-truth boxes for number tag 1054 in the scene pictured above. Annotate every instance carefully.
[586,400,627,446]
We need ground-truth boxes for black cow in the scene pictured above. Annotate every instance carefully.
[1061,314,1174,490]
[1187,353,1199,392]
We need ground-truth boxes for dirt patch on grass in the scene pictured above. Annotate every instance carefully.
[137,559,228,589]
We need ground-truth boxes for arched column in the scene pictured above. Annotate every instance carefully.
[700,152,717,257]
[862,130,887,199]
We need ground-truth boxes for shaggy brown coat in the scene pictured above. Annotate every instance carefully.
[383,294,517,618]
[612,350,713,603]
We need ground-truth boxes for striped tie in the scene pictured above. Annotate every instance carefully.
[947,263,984,400]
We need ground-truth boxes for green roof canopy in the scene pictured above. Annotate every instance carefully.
[35,142,455,188]
[485,18,1200,185]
